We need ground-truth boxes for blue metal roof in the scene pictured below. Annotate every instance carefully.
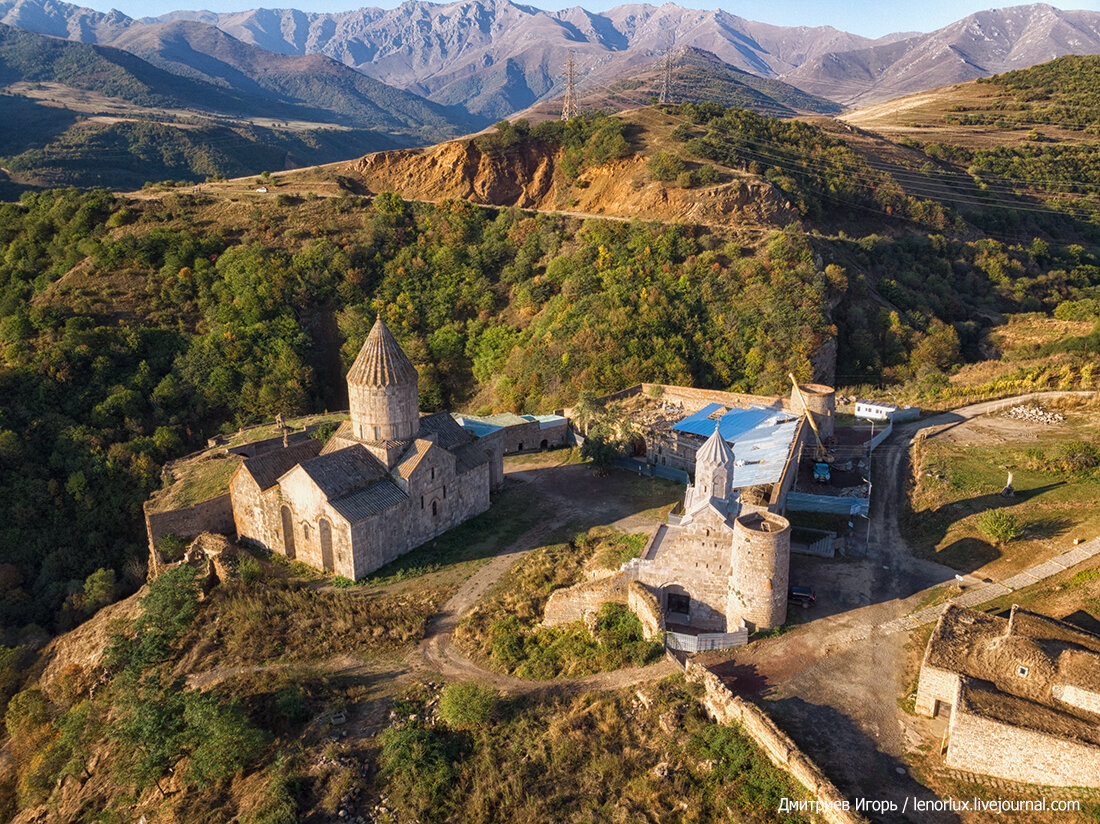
[452,415,501,438]
[673,404,801,490]
[673,403,773,441]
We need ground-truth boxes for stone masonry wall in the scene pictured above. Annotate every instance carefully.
[947,691,1100,787]
[542,573,628,627]
[685,660,867,824]
[627,581,664,639]
[144,494,235,553]
[914,663,960,718]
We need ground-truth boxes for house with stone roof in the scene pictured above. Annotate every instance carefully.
[229,315,503,579]
[916,603,1100,787]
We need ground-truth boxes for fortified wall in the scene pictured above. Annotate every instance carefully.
[685,660,867,824]
[542,576,664,639]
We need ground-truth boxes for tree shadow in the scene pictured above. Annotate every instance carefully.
[765,696,961,824]
[916,482,1067,574]
[1026,515,1075,541]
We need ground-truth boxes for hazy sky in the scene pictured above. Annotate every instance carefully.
[80,0,1100,38]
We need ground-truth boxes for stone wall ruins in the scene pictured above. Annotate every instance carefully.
[685,660,867,824]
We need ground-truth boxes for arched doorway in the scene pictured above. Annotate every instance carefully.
[540,439,549,450]
[664,584,691,625]
[319,518,333,572]
[281,506,295,559]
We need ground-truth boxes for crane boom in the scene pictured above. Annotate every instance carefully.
[789,373,828,460]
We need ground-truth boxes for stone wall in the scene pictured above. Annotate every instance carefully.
[914,662,961,718]
[648,383,788,413]
[499,419,542,454]
[947,684,1100,787]
[542,573,628,628]
[627,580,664,640]
[144,493,235,555]
[685,660,867,824]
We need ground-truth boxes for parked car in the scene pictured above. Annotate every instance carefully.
[788,586,816,608]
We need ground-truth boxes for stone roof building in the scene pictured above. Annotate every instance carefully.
[229,315,503,579]
[916,603,1100,787]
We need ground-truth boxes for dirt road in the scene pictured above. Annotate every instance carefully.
[711,390,1097,822]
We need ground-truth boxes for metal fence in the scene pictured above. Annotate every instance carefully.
[665,629,748,653]
[614,457,690,484]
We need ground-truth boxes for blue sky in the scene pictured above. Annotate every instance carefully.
[82,0,1100,38]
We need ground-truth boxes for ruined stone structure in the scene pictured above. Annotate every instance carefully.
[916,604,1100,788]
[545,423,794,638]
[228,316,502,579]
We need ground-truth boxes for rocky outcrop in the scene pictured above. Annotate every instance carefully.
[350,139,799,228]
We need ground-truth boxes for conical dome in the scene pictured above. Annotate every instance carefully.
[696,423,734,467]
[348,316,418,387]
[347,314,420,444]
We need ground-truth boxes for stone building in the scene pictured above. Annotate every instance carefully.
[544,423,793,638]
[229,316,503,579]
[916,604,1100,788]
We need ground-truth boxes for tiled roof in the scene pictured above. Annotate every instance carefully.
[297,445,387,500]
[453,441,490,475]
[419,411,473,450]
[347,316,418,387]
[330,479,408,523]
[240,439,322,490]
[395,439,433,480]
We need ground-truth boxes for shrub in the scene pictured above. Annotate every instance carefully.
[648,152,686,181]
[379,725,463,818]
[437,683,497,730]
[332,575,354,589]
[977,509,1022,544]
[238,555,263,583]
[675,170,698,188]
[158,533,188,562]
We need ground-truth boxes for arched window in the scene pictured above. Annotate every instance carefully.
[373,426,380,440]
[319,518,333,573]
[432,500,438,516]
[443,485,446,499]
[431,467,435,480]
[280,506,295,559]
[420,495,424,509]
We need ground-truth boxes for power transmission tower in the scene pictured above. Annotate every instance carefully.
[658,42,674,104]
[561,51,579,120]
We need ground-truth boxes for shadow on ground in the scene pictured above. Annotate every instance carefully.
[765,696,962,824]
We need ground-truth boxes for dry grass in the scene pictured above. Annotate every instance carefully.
[149,451,243,512]
[375,676,813,824]
[179,580,440,670]
[904,409,1100,576]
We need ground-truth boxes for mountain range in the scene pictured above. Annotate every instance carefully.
[3,0,1100,119]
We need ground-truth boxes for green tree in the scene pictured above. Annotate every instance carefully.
[82,568,115,614]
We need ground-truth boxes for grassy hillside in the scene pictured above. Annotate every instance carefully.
[0,561,811,823]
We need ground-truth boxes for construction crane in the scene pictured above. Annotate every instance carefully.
[789,373,830,462]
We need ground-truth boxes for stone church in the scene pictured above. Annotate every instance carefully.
[624,424,793,633]
[228,316,502,579]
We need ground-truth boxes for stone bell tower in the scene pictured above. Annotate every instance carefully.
[347,315,420,445]
[687,423,735,513]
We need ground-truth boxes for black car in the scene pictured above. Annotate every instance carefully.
[788,586,816,608]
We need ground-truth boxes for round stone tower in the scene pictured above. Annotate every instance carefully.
[790,382,836,439]
[347,315,420,442]
[727,511,791,632]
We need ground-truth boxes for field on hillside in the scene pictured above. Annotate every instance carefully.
[904,397,1100,577]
